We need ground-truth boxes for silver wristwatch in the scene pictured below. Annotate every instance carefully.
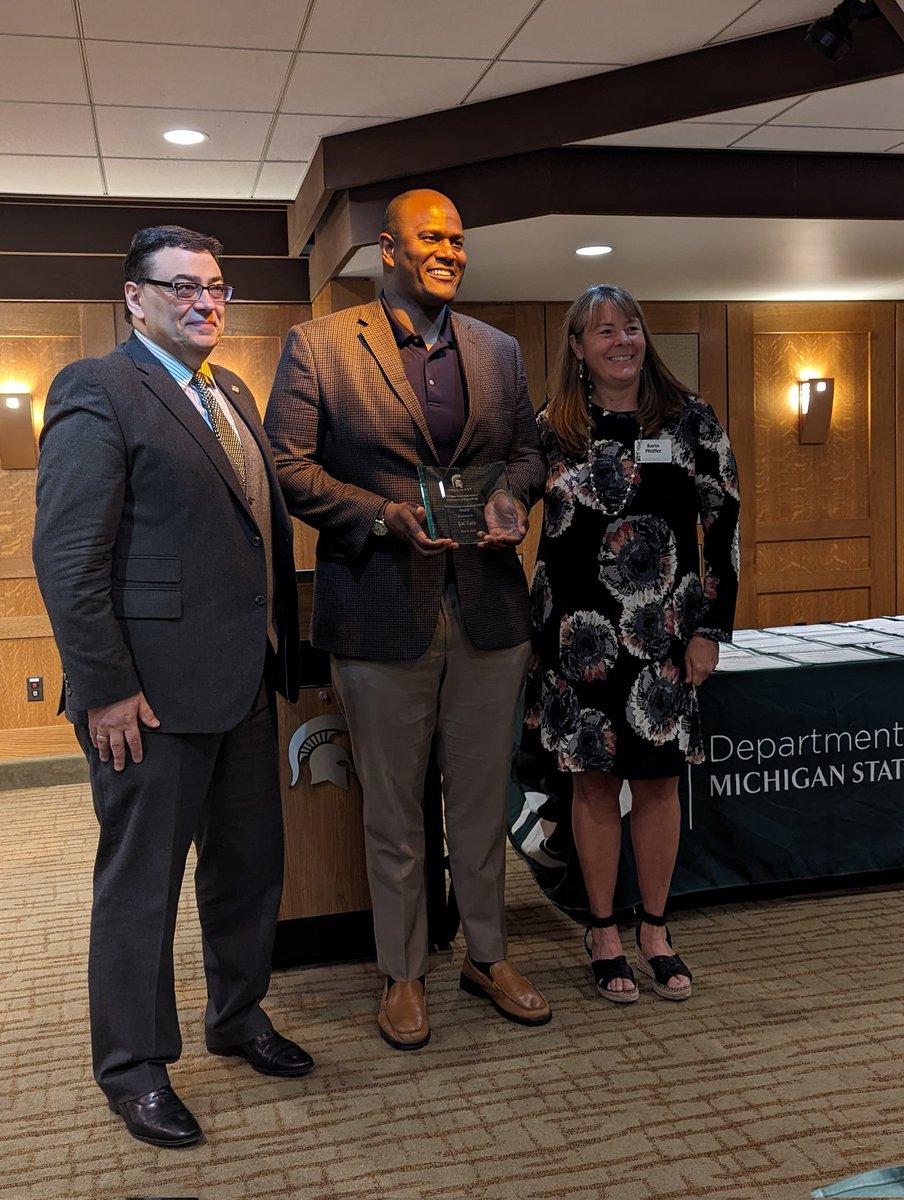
[371,504,389,537]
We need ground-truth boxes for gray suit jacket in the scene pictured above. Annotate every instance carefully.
[33,334,299,732]
[264,299,545,659]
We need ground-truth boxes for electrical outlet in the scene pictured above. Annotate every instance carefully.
[26,676,43,702]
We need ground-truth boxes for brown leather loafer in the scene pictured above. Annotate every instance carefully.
[110,1086,202,1148]
[460,956,552,1026]
[209,1029,315,1077]
[378,978,430,1050]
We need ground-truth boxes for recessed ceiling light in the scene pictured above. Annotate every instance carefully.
[163,128,207,145]
[576,245,613,257]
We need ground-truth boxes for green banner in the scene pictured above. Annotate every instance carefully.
[510,634,904,921]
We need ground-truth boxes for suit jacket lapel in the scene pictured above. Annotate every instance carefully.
[356,301,440,463]
[450,312,480,463]
[122,337,255,520]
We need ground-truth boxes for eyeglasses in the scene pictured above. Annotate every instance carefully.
[140,278,234,303]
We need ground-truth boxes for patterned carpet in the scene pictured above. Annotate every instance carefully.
[3,781,904,1200]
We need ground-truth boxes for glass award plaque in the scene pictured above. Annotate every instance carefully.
[417,462,511,544]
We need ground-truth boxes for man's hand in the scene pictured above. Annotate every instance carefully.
[478,491,529,549]
[383,501,457,557]
[684,635,719,687]
[88,691,160,771]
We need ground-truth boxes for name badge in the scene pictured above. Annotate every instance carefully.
[635,437,672,463]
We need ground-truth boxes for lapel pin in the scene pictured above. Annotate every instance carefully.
[230,385,240,393]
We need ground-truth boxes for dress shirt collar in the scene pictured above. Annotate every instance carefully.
[379,292,451,350]
[133,328,214,389]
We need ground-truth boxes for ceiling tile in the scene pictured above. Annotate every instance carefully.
[733,125,903,152]
[282,52,485,116]
[254,162,309,200]
[770,75,904,130]
[687,97,809,124]
[268,113,388,160]
[0,35,86,103]
[103,159,260,199]
[0,1,75,35]
[95,107,272,160]
[302,0,535,58]
[710,0,828,42]
[0,155,103,195]
[576,121,752,150]
[503,0,752,64]
[0,102,95,155]
[80,0,306,50]
[86,42,291,110]
[466,60,617,104]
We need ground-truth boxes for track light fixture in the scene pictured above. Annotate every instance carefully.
[805,0,879,61]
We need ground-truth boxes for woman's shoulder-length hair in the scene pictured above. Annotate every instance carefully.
[546,283,694,454]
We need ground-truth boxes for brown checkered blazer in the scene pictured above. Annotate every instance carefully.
[265,299,545,659]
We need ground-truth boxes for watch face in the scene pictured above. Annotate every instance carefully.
[372,517,388,536]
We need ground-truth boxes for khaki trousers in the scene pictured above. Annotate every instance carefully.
[331,584,530,981]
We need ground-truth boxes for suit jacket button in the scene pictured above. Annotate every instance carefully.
[254,594,266,605]
[251,535,262,547]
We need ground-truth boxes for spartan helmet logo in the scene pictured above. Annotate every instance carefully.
[287,715,355,791]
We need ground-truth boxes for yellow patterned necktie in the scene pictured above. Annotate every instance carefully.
[191,369,246,491]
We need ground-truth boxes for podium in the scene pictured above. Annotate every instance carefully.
[272,573,374,966]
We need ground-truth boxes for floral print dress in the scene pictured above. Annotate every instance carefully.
[524,396,740,778]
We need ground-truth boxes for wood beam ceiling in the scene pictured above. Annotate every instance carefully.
[290,13,904,258]
[307,145,904,297]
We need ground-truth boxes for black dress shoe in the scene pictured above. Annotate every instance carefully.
[109,1086,202,1148]
[209,1029,315,1077]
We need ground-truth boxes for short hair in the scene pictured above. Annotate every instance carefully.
[123,225,224,324]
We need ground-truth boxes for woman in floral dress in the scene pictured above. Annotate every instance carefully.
[525,284,739,1003]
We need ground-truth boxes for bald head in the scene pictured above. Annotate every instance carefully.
[381,189,460,240]
[379,189,467,317]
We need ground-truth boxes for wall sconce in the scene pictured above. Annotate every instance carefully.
[798,377,834,444]
[0,391,38,468]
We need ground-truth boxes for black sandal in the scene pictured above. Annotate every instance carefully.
[635,909,692,1001]
[584,914,638,1004]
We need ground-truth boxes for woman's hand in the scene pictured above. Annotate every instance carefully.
[684,635,719,687]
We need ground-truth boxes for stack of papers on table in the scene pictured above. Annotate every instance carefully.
[776,645,884,664]
[714,652,800,671]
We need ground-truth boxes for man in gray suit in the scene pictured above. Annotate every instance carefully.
[33,225,313,1149]
[265,189,551,1050]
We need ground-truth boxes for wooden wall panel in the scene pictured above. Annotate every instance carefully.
[454,302,548,411]
[0,304,120,739]
[211,302,310,416]
[0,467,41,560]
[729,301,897,628]
[0,636,64,728]
[757,589,871,626]
[753,331,870,525]
[756,536,872,595]
[0,577,44,616]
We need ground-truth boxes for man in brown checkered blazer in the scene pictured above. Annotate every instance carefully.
[265,189,552,1049]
